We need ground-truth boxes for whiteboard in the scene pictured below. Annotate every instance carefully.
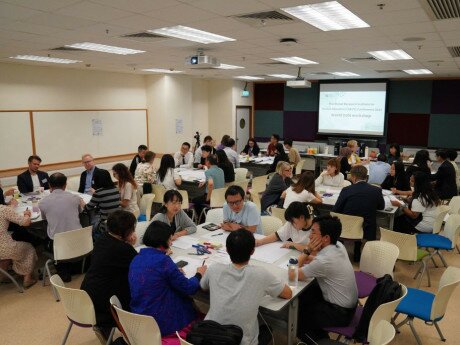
[0,112,33,170]
[33,110,147,164]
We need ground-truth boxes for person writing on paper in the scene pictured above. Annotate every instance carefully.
[282,171,322,209]
[315,158,344,187]
[294,215,357,344]
[241,138,260,157]
[222,185,263,234]
[256,202,312,251]
[381,161,411,193]
[152,190,196,240]
[156,154,182,190]
[129,221,206,341]
[200,229,292,345]
[174,142,194,168]
[17,155,50,193]
[112,163,140,218]
[392,172,441,234]
[0,205,37,288]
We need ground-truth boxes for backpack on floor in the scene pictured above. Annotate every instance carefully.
[186,320,243,345]
[353,274,402,342]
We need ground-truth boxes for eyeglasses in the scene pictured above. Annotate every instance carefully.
[227,199,243,207]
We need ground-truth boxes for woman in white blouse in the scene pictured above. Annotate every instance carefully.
[156,154,182,190]
[315,158,344,187]
[282,171,322,209]
[112,163,140,218]
[134,150,156,194]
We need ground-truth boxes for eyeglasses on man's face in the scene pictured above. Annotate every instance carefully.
[227,199,243,207]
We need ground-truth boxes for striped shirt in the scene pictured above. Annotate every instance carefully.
[85,187,120,221]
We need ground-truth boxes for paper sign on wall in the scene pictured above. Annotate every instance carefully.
[92,119,103,136]
[175,119,183,134]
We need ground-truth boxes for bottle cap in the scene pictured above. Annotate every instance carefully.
[289,257,298,265]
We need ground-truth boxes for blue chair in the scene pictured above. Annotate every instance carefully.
[393,266,460,345]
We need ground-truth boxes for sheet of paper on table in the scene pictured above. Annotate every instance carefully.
[171,236,198,250]
[177,170,206,182]
[252,241,291,264]
[174,255,204,278]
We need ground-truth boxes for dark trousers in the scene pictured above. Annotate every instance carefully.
[394,214,422,234]
[9,223,41,247]
[297,280,356,344]
[258,324,272,345]
[192,194,208,222]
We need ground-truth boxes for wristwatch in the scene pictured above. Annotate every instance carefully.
[303,248,311,256]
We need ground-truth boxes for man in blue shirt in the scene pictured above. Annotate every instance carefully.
[368,153,390,185]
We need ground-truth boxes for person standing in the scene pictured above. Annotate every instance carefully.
[17,155,50,193]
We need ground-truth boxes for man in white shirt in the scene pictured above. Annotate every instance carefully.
[223,138,240,168]
[174,142,194,168]
[294,215,358,344]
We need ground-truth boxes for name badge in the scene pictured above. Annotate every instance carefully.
[42,178,47,183]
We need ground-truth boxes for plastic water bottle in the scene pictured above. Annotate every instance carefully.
[288,257,298,289]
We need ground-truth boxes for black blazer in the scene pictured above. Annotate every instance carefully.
[266,153,290,174]
[78,166,106,194]
[129,155,143,177]
[0,187,5,205]
[242,144,260,157]
[17,170,50,193]
[381,173,410,191]
[431,160,458,200]
[333,181,385,241]
[340,156,352,180]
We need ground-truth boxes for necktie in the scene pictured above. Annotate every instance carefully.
[182,156,186,165]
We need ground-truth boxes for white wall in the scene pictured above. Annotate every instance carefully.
[208,79,233,143]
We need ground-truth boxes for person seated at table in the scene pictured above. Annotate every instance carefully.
[0,183,15,206]
[333,165,385,262]
[387,143,401,165]
[39,172,85,282]
[261,162,292,212]
[392,172,441,234]
[129,221,206,342]
[200,229,292,345]
[405,149,432,178]
[112,163,140,218]
[195,145,214,169]
[156,154,182,191]
[347,140,362,165]
[224,138,240,168]
[367,153,390,185]
[381,161,411,194]
[81,210,138,343]
[134,150,156,194]
[129,144,148,177]
[17,155,50,193]
[152,190,196,240]
[216,149,235,183]
[174,142,194,168]
[266,143,289,174]
[221,185,262,234]
[431,149,458,200]
[194,136,215,166]
[85,169,120,235]
[284,139,301,166]
[315,158,344,187]
[78,154,107,195]
[282,171,322,209]
[267,134,280,157]
[0,205,37,288]
[338,147,353,180]
[446,149,460,189]
[295,215,358,344]
[241,137,260,157]
[217,134,230,150]
[256,201,312,251]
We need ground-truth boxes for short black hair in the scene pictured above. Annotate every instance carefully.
[313,215,342,245]
[138,145,148,151]
[49,172,67,188]
[435,149,447,160]
[272,134,280,141]
[284,202,311,222]
[226,229,255,264]
[225,185,245,199]
[204,135,213,143]
[28,155,42,163]
[163,189,183,205]
[201,145,213,153]
[226,138,236,147]
[107,210,136,240]
[377,153,387,162]
[143,221,173,249]
[284,139,293,147]
[94,169,114,189]
[446,149,457,161]
[206,154,218,166]
[182,142,191,149]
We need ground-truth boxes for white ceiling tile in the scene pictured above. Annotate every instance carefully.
[433,18,460,32]
[0,20,66,36]
[92,0,182,13]
[0,2,43,20]
[180,0,271,16]
[144,4,217,23]
[54,1,133,22]
[109,14,173,31]
[0,0,81,11]
[24,12,98,30]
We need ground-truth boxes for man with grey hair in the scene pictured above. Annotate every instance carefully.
[78,153,107,194]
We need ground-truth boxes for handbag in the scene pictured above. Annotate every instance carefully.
[186,320,243,345]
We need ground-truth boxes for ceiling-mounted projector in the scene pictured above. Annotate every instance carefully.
[286,79,311,88]
[185,55,219,68]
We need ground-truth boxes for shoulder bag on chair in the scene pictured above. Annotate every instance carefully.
[186,320,243,345]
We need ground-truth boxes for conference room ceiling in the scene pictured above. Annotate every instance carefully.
[1,0,460,80]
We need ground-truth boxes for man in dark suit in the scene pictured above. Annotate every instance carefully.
[431,149,458,200]
[129,144,148,177]
[17,155,50,193]
[78,154,106,194]
[333,165,385,262]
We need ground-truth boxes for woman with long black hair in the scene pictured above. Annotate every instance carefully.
[381,161,411,193]
[156,154,182,190]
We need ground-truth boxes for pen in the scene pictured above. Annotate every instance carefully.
[211,233,223,237]
[202,259,206,266]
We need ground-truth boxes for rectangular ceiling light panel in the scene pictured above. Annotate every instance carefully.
[65,42,145,55]
[10,55,81,64]
[149,25,235,44]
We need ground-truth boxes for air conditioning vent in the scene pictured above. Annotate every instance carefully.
[232,10,294,27]
[50,46,86,51]
[447,46,460,57]
[425,0,460,19]
[342,57,378,63]
[257,62,288,67]
[375,70,404,73]
[308,72,330,75]
[120,31,171,42]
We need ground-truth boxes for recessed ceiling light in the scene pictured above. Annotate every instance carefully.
[215,64,244,70]
[235,76,264,80]
[367,49,413,60]
[330,71,360,76]
[271,56,318,65]
[403,69,433,75]
[149,25,235,44]
[142,68,183,74]
[281,1,370,31]
[267,74,297,79]
[9,55,81,64]
[65,42,145,55]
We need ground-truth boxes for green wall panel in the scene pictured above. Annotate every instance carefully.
[388,80,432,114]
[254,110,283,138]
[428,114,460,149]
[284,82,319,111]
